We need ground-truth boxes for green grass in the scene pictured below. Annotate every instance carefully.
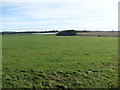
[2,34,118,88]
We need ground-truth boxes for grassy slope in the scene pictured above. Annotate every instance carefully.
[2,34,118,88]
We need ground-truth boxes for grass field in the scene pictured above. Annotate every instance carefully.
[2,34,118,88]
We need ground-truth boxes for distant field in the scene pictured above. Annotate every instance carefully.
[78,32,118,37]
[2,34,118,88]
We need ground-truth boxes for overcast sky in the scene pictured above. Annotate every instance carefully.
[1,0,119,31]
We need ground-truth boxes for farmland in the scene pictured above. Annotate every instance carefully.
[2,34,118,88]
[77,31,118,37]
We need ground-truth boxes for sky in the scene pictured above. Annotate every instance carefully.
[1,0,119,31]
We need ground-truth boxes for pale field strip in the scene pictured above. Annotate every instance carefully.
[78,32,118,37]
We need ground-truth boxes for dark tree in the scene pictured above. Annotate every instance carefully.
[56,30,77,36]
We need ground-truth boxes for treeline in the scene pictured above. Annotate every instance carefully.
[56,30,92,36]
[1,30,58,34]
[1,30,118,35]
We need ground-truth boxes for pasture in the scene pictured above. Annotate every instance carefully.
[2,34,118,88]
